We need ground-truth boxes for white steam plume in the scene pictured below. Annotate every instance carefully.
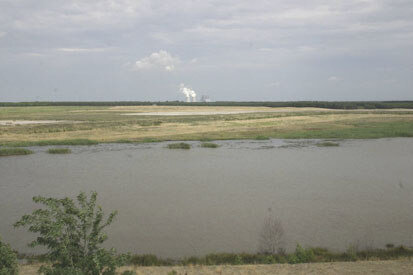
[180,83,196,102]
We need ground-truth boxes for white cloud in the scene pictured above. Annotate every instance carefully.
[57,48,107,53]
[134,50,179,72]
[0,31,6,38]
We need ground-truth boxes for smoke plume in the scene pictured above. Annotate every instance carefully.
[180,83,196,102]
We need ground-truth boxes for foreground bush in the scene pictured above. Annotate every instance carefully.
[14,191,121,275]
[0,237,18,275]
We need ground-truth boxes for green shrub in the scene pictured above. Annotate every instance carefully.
[0,237,18,275]
[47,148,72,154]
[14,191,120,275]
[167,143,191,149]
[0,148,33,157]
[288,244,315,264]
[200,142,219,148]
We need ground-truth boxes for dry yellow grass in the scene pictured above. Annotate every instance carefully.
[18,259,413,275]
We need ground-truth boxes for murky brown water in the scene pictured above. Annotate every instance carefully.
[1,139,413,258]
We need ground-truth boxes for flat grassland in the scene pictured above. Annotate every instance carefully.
[1,106,413,146]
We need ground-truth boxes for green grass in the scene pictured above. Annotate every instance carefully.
[0,147,33,157]
[0,139,98,147]
[120,245,413,266]
[18,243,413,267]
[279,121,413,139]
[316,141,340,147]
[167,143,191,149]
[47,148,72,154]
[1,106,413,146]
[255,136,270,140]
[200,142,219,148]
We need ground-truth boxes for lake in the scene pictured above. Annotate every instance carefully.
[1,138,413,258]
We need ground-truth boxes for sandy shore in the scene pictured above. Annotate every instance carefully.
[0,120,73,125]
[122,111,265,116]
[19,259,413,274]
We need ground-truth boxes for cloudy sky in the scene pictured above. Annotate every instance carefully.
[0,0,412,102]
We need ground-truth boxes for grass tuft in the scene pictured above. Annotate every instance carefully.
[201,142,219,148]
[167,143,191,149]
[47,148,72,154]
[0,147,33,157]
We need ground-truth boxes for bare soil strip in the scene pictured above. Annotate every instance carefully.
[19,259,413,275]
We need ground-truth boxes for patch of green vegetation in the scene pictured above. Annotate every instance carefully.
[116,245,413,266]
[14,191,122,275]
[167,143,191,149]
[201,142,219,148]
[0,147,33,157]
[280,121,413,139]
[47,148,72,154]
[0,236,18,275]
[316,141,340,147]
[1,139,98,147]
[255,135,270,140]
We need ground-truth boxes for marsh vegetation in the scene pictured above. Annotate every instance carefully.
[316,141,340,147]
[47,148,72,154]
[200,142,219,148]
[1,106,413,146]
[167,142,191,149]
[0,147,33,157]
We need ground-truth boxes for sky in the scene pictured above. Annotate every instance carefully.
[0,0,412,102]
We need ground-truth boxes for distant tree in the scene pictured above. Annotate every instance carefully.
[14,191,121,275]
[258,215,285,255]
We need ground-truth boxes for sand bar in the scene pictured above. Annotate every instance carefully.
[0,120,73,126]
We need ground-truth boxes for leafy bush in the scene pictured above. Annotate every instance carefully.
[14,191,120,275]
[0,237,18,275]
[288,244,315,264]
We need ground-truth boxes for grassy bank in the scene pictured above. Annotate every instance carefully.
[0,139,98,147]
[1,106,413,146]
[0,147,33,157]
[21,245,413,267]
[126,245,413,266]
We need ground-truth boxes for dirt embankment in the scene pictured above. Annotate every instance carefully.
[20,259,413,275]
